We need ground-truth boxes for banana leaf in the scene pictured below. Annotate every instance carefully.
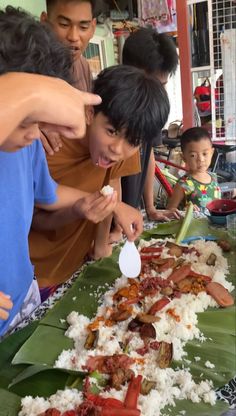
[0,389,21,416]
[9,365,84,397]
[1,218,235,415]
[0,322,38,390]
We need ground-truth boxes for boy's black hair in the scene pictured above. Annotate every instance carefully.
[122,28,178,76]
[180,127,212,152]
[0,6,72,82]
[93,65,170,147]
[46,0,96,16]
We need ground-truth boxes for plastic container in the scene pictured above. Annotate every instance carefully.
[206,199,236,216]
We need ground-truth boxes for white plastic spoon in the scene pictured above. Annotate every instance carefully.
[118,240,141,278]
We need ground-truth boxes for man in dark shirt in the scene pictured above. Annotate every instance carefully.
[121,28,179,220]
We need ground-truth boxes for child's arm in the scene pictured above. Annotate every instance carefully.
[143,149,157,219]
[93,179,120,260]
[0,292,13,320]
[32,187,117,231]
[167,183,185,209]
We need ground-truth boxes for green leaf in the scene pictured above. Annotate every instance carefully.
[0,389,21,416]
[9,365,84,397]
[12,325,73,365]
[175,202,194,244]
[162,397,229,416]
[42,254,121,330]
[3,218,235,415]
[0,322,38,389]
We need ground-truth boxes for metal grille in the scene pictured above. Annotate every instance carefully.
[211,0,236,141]
[84,42,102,78]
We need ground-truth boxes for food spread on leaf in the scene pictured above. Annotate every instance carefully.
[19,238,234,416]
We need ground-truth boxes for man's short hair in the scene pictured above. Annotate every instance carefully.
[93,65,170,147]
[180,127,212,152]
[123,28,178,76]
[46,0,96,16]
[0,6,72,82]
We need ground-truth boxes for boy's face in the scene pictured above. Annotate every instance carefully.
[182,138,214,174]
[1,122,40,152]
[87,113,139,168]
[41,1,96,58]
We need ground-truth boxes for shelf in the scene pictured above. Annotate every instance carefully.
[187,0,208,5]
[191,66,211,72]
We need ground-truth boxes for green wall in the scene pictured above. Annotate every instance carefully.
[0,0,45,17]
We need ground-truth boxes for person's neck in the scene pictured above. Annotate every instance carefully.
[78,128,89,149]
[190,170,211,183]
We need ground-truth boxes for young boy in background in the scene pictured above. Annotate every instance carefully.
[167,127,221,212]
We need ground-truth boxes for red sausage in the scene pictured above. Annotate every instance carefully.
[167,264,192,283]
[206,282,234,307]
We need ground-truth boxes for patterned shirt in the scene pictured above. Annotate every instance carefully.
[178,172,221,212]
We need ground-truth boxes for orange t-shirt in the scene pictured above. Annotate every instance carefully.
[71,55,92,92]
[29,137,140,287]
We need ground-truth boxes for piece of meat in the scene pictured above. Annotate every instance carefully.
[84,330,99,350]
[148,297,170,315]
[206,253,217,266]
[167,264,192,283]
[166,242,183,257]
[110,368,134,390]
[110,309,132,322]
[128,318,143,333]
[77,401,100,416]
[206,282,234,307]
[141,378,156,395]
[85,354,135,374]
[136,313,160,324]
[217,239,231,252]
[140,323,156,340]
[156,341,173,369]
[39,410,61,416]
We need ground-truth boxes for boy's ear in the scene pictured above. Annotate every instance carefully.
[40,11,48,23]
[85,106,94,126]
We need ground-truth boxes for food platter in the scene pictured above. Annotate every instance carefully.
[0,218,235,415]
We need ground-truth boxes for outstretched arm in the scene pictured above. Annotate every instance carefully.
[0,72,101,147]
[32,187,118,231]
[167,183,185,209]
[143,149,157,219]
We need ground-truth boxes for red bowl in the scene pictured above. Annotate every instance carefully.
[206,199,236,216]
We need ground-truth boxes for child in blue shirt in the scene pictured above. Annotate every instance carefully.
[0,6,117,336]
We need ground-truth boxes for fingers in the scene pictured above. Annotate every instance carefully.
[40,131,62,155]
[0,291,13,320]
[88,193,117,222]
[40,131,54,155]
[79,91,102,107]
[74,191,118,223]
[47,133,62,153]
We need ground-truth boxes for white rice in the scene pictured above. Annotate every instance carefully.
[20,239,233,415]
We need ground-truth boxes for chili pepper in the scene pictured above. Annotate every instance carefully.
[100,408,140,416]
[119,297,142,307]
[148,297,170,315]
[124,375,142,409]
[86,393,123,408]
[141,254,161,261]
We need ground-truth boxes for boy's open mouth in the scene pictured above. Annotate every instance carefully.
[97,155,116,168]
